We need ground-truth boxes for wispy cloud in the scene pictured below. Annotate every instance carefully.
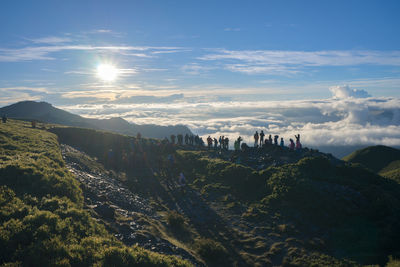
[181,63,214,75]
[200,49,400,75]
[28,36,72,44]
[0,45,187,62]
[224,27,241,32]
[93,29,112,33]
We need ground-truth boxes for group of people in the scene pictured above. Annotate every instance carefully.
[253,131,302,151]
[167,131,303,152]
[169,133,205,147]
[206,135,230,150]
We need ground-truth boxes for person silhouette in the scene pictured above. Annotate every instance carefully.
[274,135,279,145]
[254,131,259,147]
[289,139,295,150]
[259,130,265,146]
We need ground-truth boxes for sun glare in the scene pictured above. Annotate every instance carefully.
[97,64,118,82]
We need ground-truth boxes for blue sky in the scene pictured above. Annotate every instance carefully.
[1,0,400,147]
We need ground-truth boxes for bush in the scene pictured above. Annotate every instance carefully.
[166,211,185,232]
[194,238,228,265]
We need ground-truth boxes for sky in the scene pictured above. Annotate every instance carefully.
[0,0,400,148]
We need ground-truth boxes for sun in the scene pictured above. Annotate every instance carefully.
[96,64,118,82]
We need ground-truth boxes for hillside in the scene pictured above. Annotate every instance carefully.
[0,101,192,139]
[0,119,191,266]
[343,145,400,183]
[44,125,400,266]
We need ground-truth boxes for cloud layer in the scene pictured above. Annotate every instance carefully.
[58,87,400,149]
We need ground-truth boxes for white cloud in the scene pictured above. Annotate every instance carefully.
[329,85,371,99]
[29,36,72,44]
[201,49,400,66]
[0,45,187,62]
[0,86,50,104]
[200,49,400,75]
[181,63,214,75]
[94,29,112,33]
[224,28,241,32]
[225,64,300,75]
[58,94,400,148]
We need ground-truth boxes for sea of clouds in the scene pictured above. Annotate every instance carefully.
[59,85,400,150]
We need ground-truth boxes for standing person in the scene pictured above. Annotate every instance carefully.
[234,140,239,151]
[224,137,229,150]
[289,139,295,150]
[259,130,265,146]
[219,136,223,149]
[170,134,176,144]
[185,134,189,145]
[213,137,218,149]
[295,134,300,143]
[237,136,243,147]
[254,131,259,147]
[207,136,213,149]
[189,135,194,145]
[296,137,302,151]
[177,134,183,145]
[280,137,284,147]
[1,114,7,123]
[274,135,279,145]
[194,135,200,146]
[199,137,205,147]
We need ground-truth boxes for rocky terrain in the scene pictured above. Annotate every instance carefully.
[61,145,202,265]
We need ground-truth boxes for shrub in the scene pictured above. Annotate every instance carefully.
[194,238,228,265]
[166,211,185,232]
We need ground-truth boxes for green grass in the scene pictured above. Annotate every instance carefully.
[379,160,400,184]
[0,120,191,266]
[342,145,400,184]
[39,125,400,266]
[342,145,400,173]
[177,151,400,265]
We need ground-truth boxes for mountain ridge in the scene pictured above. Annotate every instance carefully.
[343,145,400,183]
[0,100,192,139]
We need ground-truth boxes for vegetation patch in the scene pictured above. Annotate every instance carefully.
[194,238,228,266]
[0,120,191,266]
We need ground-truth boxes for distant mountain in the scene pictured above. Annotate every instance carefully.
[342,145,400,172]
[0,101,192,138]
[343,145,400,183]
[314,145,371,159]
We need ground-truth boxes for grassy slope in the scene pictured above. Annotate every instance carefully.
[379,160,400,184]
[47,126,400,266]
[343,145,400,184]
[0,120,191,267]
[342,145,400,173]
[177,151,400,265]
